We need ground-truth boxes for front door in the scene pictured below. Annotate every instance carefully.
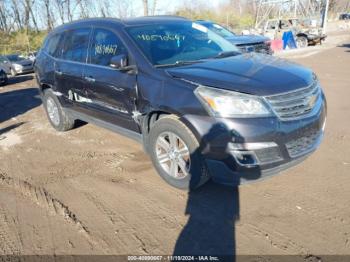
[83,27,139,132]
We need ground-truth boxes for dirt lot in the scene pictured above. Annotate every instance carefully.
[0,36,349,260]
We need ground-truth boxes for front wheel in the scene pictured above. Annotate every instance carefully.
[296,36,308,48]
[10,68,17,77]
[148,115,210,190]
[0,70,8,86]
[43,89,75,131]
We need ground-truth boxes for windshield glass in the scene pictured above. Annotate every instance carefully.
[204,23,236,38]
[126,22,239,66]
[6,55,24,62]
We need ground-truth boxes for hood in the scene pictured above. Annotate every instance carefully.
[166,53,314,96]
[226,34,269,45]
[13,59,32,66]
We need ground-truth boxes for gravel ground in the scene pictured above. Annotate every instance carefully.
[0,32,349,260]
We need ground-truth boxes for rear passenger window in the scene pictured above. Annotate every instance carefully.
[89,28,127,67]
[46,34,63,57]
[62,28,91,62]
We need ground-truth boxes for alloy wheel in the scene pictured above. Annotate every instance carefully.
[155,131,191,179]
[46,97,60,126]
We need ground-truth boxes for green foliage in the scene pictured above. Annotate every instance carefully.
[0,30,47,55]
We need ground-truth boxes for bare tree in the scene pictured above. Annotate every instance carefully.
[151,0,157,15]
[77,0,89,18]
[54,0,66,24]
[42,0,54,30]
[22,0,39,32]
[0,1,11,32]
[142,0,148,16]
[11,0,24,30]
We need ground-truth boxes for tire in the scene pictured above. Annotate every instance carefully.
[10,68,17,77]
[148,115,210,190]
[0,70,7,86]
[43,89,75,131]
[296,36,308,48]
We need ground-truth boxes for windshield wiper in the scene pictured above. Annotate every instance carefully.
[154,60,203,68]
[213,51,242,59]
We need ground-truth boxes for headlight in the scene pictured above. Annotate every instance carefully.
[14,64,22,70]
[194,85,271,118]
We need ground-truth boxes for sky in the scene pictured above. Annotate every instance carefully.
[133,0,230,16]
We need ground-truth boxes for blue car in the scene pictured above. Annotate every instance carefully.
[196,20,273,54]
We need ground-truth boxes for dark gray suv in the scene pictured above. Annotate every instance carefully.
[35,16,326,189]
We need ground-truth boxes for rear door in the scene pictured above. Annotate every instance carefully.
[83,27,139,132]
[55,27,92,113]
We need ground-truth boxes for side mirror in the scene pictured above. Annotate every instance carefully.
[109,54,128,69]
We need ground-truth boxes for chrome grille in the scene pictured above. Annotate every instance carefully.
[254,43,269,53]
[265,82,320,120]
[237,42,269,53]
[286,130,321,158]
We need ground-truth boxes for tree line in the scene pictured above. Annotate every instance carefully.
[0,0,349,54]
[1,0,349,33]
[0,0,159,33]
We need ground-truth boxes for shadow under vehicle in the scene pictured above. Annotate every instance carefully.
[35,16,326,190]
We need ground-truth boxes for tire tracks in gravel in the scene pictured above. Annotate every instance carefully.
[0,205,21,255]
[66,177,184,254]
[242,222,310,255]
[0,172,102,250]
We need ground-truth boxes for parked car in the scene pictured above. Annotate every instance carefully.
[339,13,350,20]
[0,66,8,86]
[196,20,273,54]
[35,16,326,189]
[264,18,326,48]
[0,55,12,75]
[5,54,34,76]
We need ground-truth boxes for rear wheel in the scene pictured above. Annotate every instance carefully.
[296,36,308,48]
[148,115,210,190]
[43,89,75,131]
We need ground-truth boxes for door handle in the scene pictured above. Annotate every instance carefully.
[55,70,63,76]
[84,76,95,82]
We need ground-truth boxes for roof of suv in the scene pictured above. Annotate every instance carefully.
[52,16,189,33]
[122,15,188,25]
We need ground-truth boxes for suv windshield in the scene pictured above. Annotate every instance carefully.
[126,22,240,66]
[6,54,25,62]
[203,23,236,38]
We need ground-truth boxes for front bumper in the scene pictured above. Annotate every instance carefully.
[14,66,34,74]
[182,94,326,186]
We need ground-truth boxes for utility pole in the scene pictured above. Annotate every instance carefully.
[321,0,329,34]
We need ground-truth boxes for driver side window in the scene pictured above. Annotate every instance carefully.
[89,28,127,67]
